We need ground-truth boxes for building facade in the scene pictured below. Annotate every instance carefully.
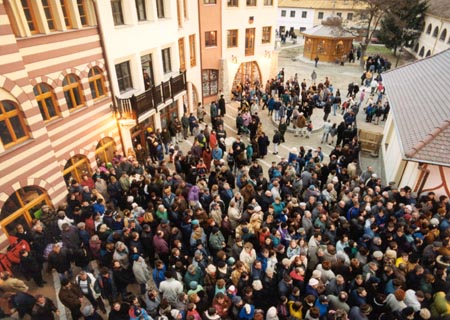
[198,0,279,104]
[410,0,450,59]
[381,49,450,198]
[277,0,365,37]
[0,0,119,247]
[94,0,201,152]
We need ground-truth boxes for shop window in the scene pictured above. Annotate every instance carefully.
[202,69,218,97]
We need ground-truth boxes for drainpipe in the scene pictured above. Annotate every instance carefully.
[91,0,125,153]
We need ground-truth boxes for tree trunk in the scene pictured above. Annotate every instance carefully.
[393,45,398,56]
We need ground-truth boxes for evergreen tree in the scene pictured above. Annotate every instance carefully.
[379,0,428,56]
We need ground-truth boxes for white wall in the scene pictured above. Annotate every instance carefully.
[277,7,315,34]
[412,15,450,58]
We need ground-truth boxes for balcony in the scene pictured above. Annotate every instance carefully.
[113,71,186,122]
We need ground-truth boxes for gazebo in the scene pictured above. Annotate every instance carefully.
[302,17,355,63]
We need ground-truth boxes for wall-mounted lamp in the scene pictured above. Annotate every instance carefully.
[265,50,272,58]
[231,55,238,64]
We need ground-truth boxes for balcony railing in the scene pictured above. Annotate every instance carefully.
[114,71,186,122]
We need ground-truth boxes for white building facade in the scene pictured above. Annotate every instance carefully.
[94,0,202,151]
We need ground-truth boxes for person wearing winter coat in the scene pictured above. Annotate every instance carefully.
[257,133,270,159]
[58,278,84,320]
[0,271,29,293]
[20,249,45,287]
[31,294,59,320]
[132,254,151,294]
[75,270,105,313]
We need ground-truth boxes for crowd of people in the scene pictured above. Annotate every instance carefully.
[1,65,449,320]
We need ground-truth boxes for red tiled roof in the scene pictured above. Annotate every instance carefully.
[383,49,450,166]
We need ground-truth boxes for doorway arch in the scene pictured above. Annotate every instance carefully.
[232,61,262,93]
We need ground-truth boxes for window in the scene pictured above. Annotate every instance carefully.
[440,29,447,41]
[189,34,196,67]
[33,83,60,121]
[432,26,439,38]
[42,0,55,30]
[63,154,92,186]
[60,0,72,28]
[202,70,218,97]
[426,24,432,34]
[228,0,238,6]
[347,12,353,21]
[176,0,182,27]
[77,0,88,26]
[301,11,307,18]
[95,137,116,166]
[0,100,30,149]
[141,54,155,90]
[245,28,255,56]
[247,0,256,5]
[156,0,165,18]
[426,50,431,57]
[264,0,273,5]
[21,0,38,33]
[0,187,51,237]
[290,11,295,18]
[205,31,217,47]
[88,67,106,99]
[162,48,172,73]
[281,10,286,17]
[227,29,238,48]
[136,0,146,21]
[178,38,186,71]
[204,0,216,3]
[419,46,424,57]
[111,0,124,25]
[262,26,271,44]
[336,12,342,18]
[63,74,85,110]
[318,12,324,19]
[115,62,133,93]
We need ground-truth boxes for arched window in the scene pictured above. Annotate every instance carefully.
[440,29,447,41]
[63,154,92,186]
[95,137,116,166]
[88,67,106,99]
[426,50,431,57]
[426,24,432,34]
[432,26,439,37]
[33,83,60,121]
[0,186,51,236]
[0,100,30,149]
[419,46,425,57]
[63,74,85,110]
[414,43,419,52]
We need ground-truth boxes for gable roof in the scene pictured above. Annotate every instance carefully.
[382,49,450,166]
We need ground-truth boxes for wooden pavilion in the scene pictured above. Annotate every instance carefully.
[302,17,355,63]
